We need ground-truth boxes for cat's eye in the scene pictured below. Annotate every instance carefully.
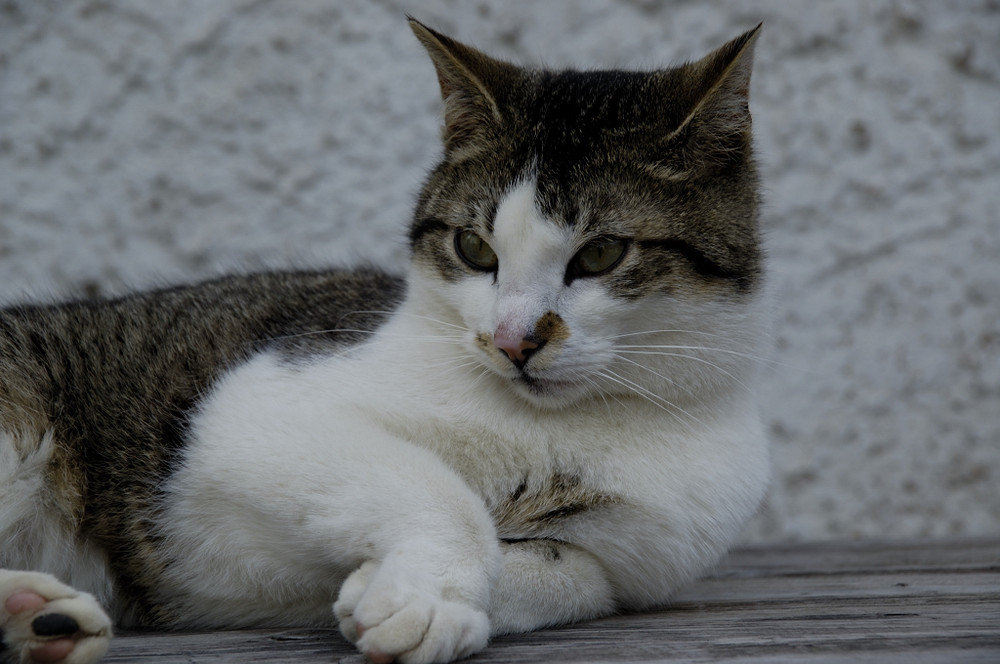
[568,238,629,280]
[455,230,498,272]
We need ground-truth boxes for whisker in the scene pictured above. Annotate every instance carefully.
[608,329,735,342]
[612,355,687,393]
[437,357,485,373]
[615,349,751,392]
[617,343,779,367]
[267,327,466,345]
[597,369,706,431]
[581,376,621,417]
[343,310,472,334]
[463,365,495,392]
[597,369,688,423]
[610,330,811,375]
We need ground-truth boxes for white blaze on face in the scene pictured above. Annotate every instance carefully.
[490,179,572,341]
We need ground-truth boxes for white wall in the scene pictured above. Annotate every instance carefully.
[2,0,997,542]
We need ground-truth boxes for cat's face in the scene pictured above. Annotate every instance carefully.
[407,21,764,409]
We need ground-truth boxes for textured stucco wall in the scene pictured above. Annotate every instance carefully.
[2,0,998,542]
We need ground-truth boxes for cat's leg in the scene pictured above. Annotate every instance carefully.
[170,455,498,664]
[174,354,501,662]
[171,388,502,662]
[0,570,111,664]
[487,539,615,635]
[334,548,491,664]
[324,455,501,664]
[488,494,759,635]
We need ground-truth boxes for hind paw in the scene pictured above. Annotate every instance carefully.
[0,571,111,664]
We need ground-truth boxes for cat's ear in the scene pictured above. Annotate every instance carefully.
[663,24,762,175]
[409,18,519,155]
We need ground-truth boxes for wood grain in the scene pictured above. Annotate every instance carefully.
[104,538,1000,663]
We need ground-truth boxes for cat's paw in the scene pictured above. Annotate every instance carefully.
[333,560,489,664]
[0,571,111,664]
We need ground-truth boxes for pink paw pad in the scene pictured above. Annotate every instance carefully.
[0,572,112,664]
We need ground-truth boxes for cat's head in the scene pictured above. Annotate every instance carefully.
[406,19,764,411]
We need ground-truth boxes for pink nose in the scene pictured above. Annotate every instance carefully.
[494,333,540,364]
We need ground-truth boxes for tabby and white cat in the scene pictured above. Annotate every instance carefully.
[0,19,768,664]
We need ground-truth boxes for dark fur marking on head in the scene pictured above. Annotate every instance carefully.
[637,238,756,291]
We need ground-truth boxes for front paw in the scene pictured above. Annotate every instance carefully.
[0,570,111,664]
[333,560,489,664]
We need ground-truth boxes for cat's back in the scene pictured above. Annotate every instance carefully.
[0,268,404,433]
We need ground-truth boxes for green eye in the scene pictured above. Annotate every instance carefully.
[569,238,629,279]
[455,230,498,271]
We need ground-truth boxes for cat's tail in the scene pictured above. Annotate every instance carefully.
[0,429,109,600]
[1,429,61,568]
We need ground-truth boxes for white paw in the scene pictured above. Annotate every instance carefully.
[333,560,489,664]
[0,570,111,664]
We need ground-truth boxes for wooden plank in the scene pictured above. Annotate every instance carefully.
[708,537,1000,576]
[102,538,1000,663]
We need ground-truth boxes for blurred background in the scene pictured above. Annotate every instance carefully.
[1,0,997,543]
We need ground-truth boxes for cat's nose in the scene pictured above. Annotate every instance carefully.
[494,332,540,366]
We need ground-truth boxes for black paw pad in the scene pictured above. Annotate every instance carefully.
[32,613,80,637]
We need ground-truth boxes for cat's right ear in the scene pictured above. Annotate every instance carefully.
[660,24,762,176]
[408,18,518,156]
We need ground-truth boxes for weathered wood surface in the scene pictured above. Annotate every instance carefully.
[104,538,1000,663]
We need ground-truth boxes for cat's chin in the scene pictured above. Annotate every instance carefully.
[509,374,592,409]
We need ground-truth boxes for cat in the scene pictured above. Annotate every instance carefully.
[0,18,768,664]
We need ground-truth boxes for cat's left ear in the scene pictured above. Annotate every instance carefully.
[409,18,520,156]
[665,24,762,173]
